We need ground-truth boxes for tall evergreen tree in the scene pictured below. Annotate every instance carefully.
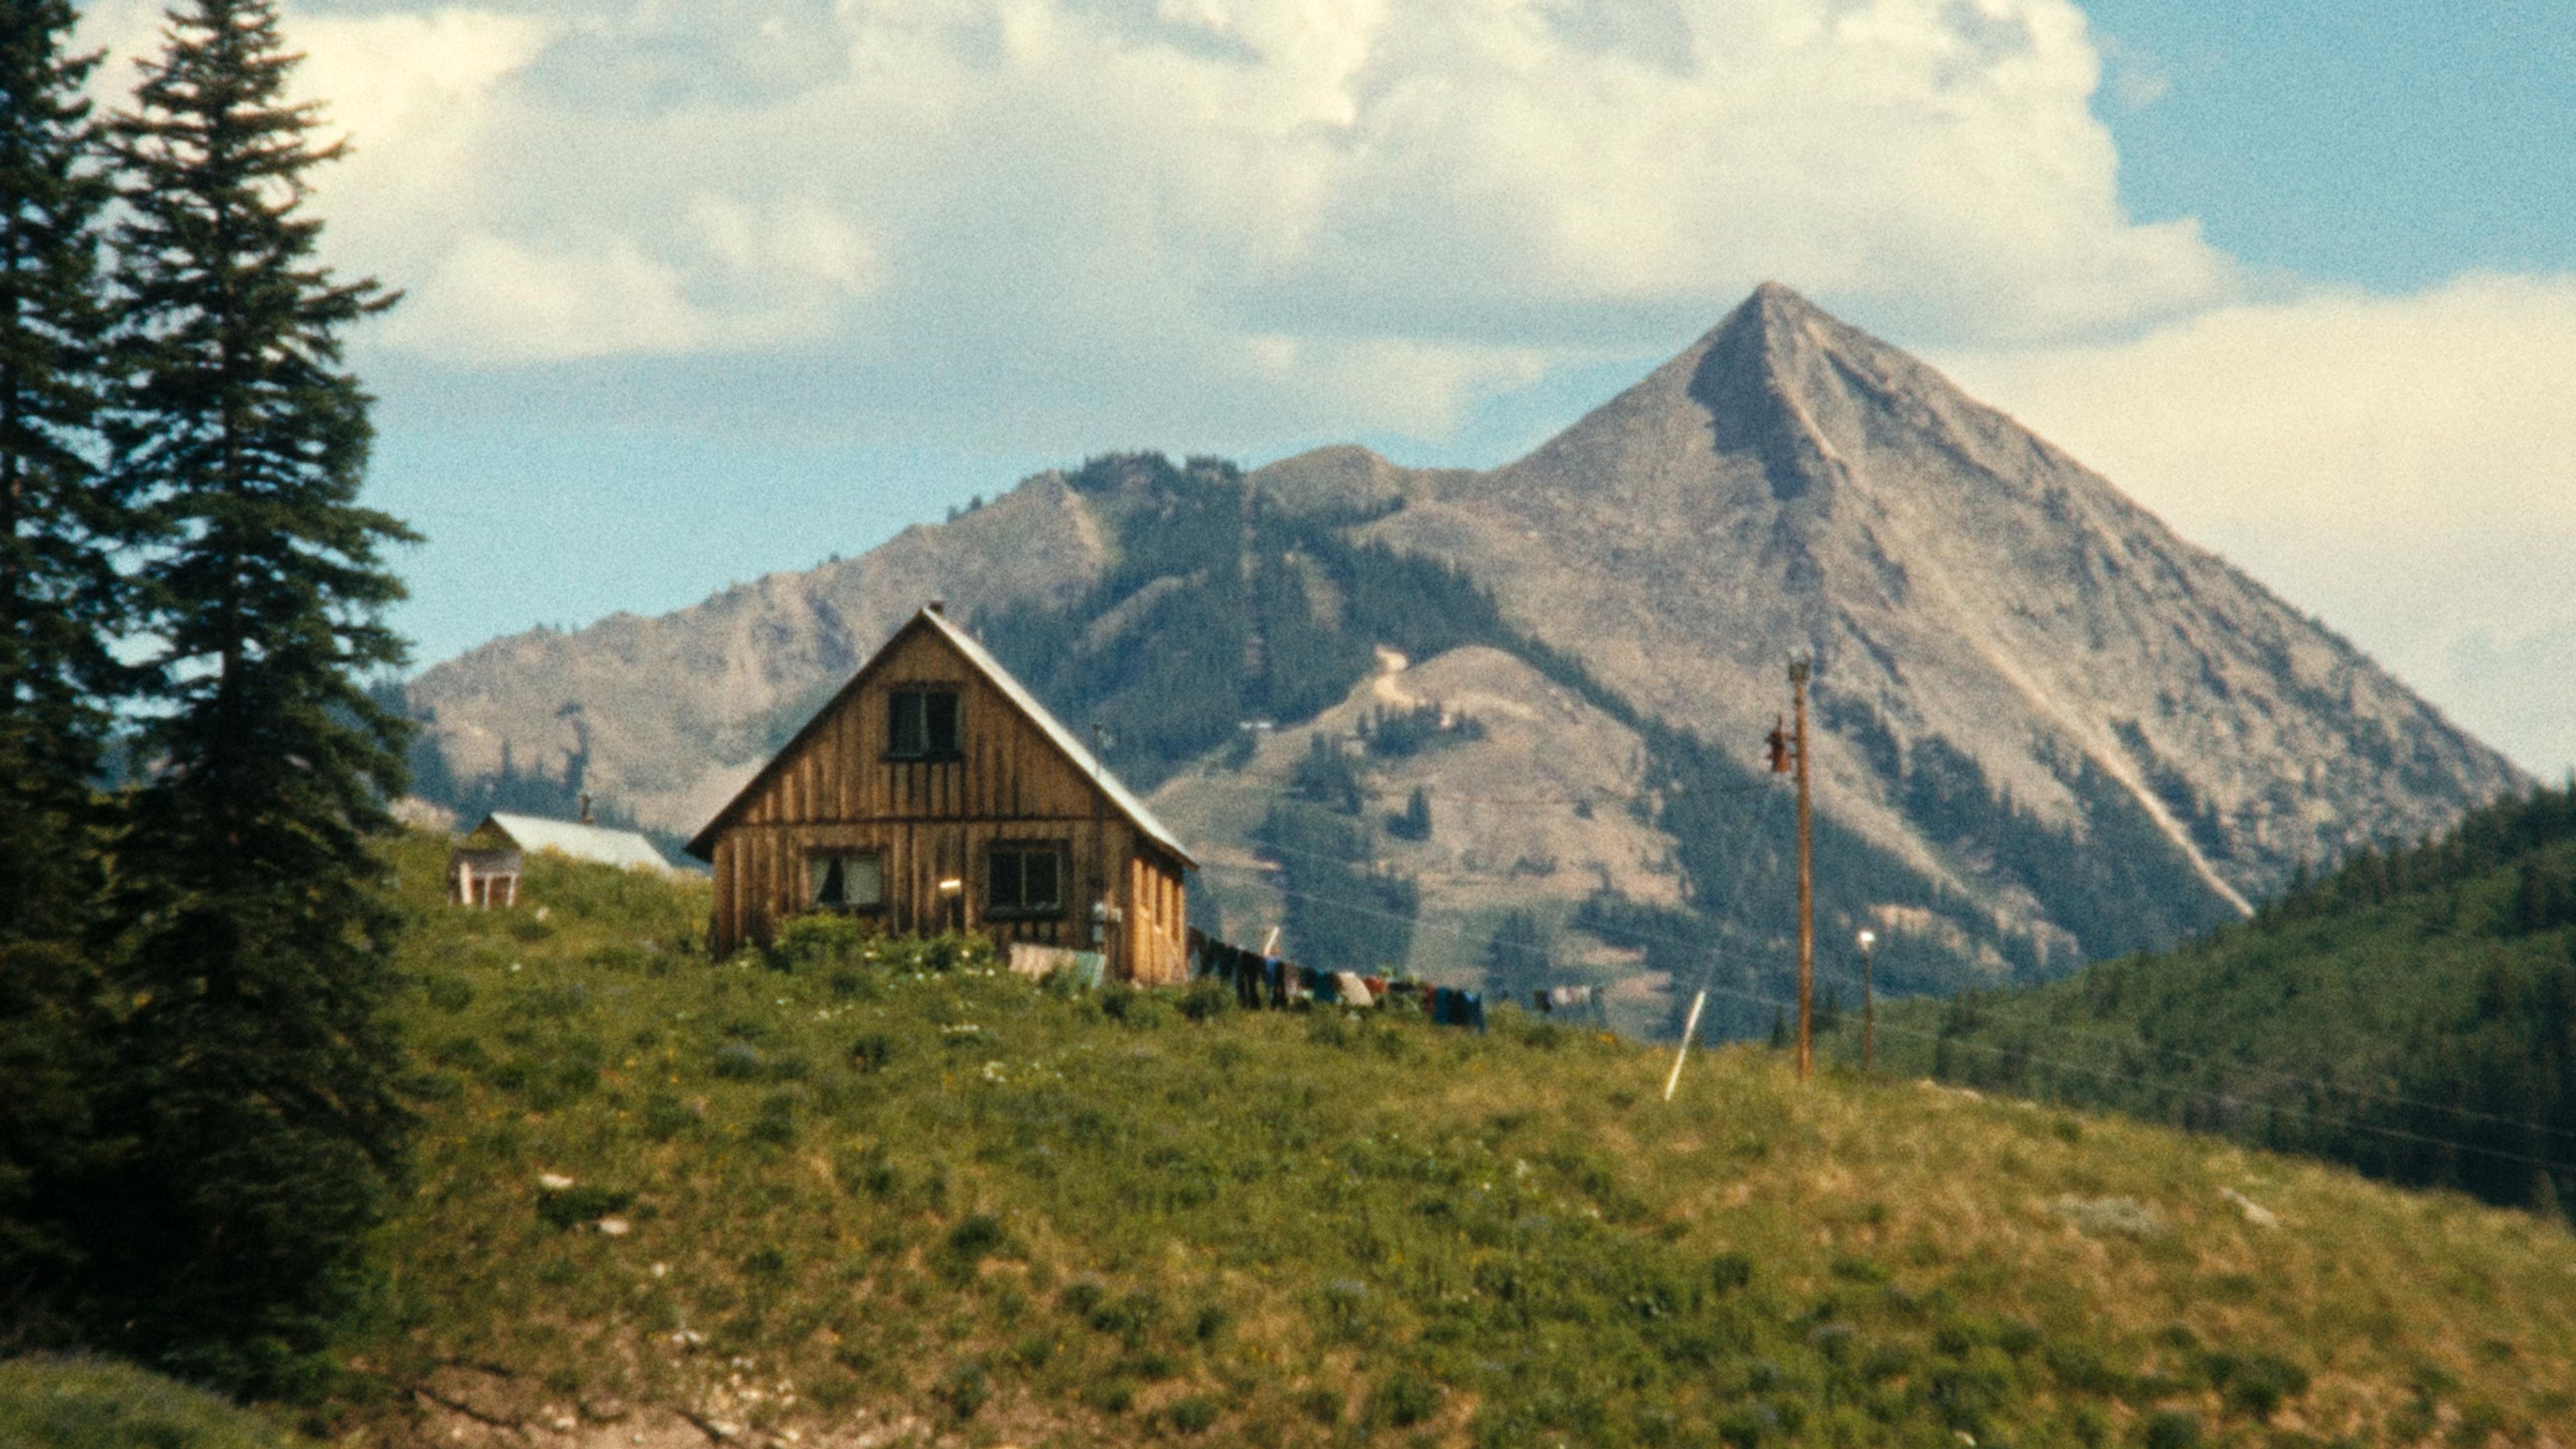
[1479,909,1550,1006]
[0,0,124,1346]
[91,0,415,1385]
[0,0,119,942]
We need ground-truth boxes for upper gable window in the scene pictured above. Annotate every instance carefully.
[888,687,961,760]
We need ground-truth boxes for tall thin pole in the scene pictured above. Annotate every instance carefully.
[1790,658,1813,1082]
[1664,989,1709,1102]
[1860,936,1877,1075]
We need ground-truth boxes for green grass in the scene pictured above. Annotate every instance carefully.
[323,832,2576,1446]
[0,1358,313,1449]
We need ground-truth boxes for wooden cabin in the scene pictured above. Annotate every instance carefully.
[686,604,1197,983]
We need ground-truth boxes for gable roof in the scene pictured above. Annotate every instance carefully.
[474,812,674,873]
[684,605,1196,869]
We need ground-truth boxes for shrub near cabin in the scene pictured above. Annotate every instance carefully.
[688,606,1196,982]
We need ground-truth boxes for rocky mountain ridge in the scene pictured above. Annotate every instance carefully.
[401,284,2524,1011]
[1252,284,2515,910]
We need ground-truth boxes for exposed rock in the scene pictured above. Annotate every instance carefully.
[1256,283,2521,906]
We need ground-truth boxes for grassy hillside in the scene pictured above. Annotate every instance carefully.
[322,832,2576,1447]
[0,1358,312,1449]
[1858,785,2576,1217]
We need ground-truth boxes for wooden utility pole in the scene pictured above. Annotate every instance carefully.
[1790,658,1815,1082]
[1858,928,1878,1075]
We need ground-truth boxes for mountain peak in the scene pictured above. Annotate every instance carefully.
[1744,278,1824,324]
[1681,283,1854,505]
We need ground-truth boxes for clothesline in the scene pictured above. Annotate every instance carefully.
[1184,926,1488,1031]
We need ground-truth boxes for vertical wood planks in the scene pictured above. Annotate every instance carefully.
[700,615,1189,961]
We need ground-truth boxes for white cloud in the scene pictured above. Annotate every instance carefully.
[1936,272,2576,777]
[82,0,2231,443]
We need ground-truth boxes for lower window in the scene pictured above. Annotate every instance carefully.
[987,844,1065,918]
[808,851,885,911]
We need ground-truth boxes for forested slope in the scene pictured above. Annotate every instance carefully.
[1861,784,2576,1216]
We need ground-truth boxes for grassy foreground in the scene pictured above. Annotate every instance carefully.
[0,1357,311,1449]
[330,833,2576,1447]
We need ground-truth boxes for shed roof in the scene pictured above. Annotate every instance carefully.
[474,812,674,874]
[685,605,1195,868]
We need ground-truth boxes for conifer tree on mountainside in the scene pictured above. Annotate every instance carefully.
[1479,908,1551,1006]
[0,0,121,945]
[85,0,415,1385]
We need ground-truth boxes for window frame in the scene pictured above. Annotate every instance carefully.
[885,684,963,761]
[984,841,1069,920]
[806,849,888,914]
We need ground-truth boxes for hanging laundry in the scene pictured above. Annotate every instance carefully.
[1234,945,1266,1009]
[1430,986,1487,1031]
[1008,943,1087,981]
[1332,971,1373,1008]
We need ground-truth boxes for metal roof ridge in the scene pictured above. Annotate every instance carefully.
[913,606,1197,867]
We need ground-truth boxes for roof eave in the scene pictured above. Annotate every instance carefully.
[688,605,1199,869]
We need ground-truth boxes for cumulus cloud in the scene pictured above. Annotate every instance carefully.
[1936,272,2576,776]
[83,0,2229,443]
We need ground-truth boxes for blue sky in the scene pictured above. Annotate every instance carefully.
[2080,0,2575,289]
[76,1,2576,777]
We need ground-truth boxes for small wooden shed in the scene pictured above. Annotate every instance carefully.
[449,810,674,908]
[686,604,1197,983]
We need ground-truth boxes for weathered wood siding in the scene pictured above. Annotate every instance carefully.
[706,625,1189,983]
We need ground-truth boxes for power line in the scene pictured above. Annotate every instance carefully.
[1210,822,2576,1147]
[1828,949,2576,1147]
[1193,859,2576,1179]
[1167,773,1778,810]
